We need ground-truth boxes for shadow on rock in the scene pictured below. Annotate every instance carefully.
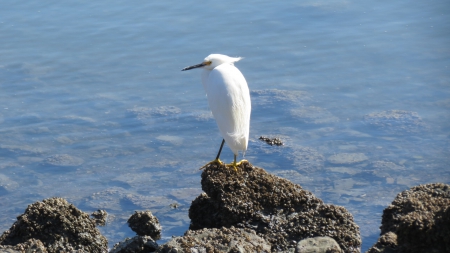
[368,183,450,253]
[110,211,161,253]
[187,161,361,252]
[0,197,108,253]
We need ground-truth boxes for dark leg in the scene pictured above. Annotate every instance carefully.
[215,139,225,160]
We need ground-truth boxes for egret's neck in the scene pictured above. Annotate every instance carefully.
[201,69,211,93]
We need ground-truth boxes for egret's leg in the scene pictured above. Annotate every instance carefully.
[204,139,225,168]
[214,139,225,162]
[224,154,237,171]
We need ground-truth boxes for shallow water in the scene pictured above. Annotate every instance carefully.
[0,0,449,251]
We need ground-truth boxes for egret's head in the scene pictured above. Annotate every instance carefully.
[182,54,242,71]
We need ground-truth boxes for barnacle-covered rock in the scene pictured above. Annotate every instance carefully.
[189,161,361,252]
[0,197,108,253]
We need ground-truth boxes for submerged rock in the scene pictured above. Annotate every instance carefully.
[91,209,108,226]
[44,154,83,166]
[368,183,450,253]
[327,153,368,165]
[363,110,428,135]
[188,161,361,252]
[128,211,162,240]
[0,197,108,253]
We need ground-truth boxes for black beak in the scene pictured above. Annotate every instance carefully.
[182,62,206,71]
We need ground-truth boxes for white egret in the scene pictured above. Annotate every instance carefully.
[182,54,251,169]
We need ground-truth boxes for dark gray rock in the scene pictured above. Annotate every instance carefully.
[0,238,47,253]
[366,232,397,253]
[0,197,108,253]
[368,183,450,253]
[128,211,162,240]
[189,161,361,252]
[110,236,158,253]
[91,209,108,226]
[259,136,284,146]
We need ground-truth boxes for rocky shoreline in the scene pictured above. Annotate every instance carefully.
[0,162,448,253]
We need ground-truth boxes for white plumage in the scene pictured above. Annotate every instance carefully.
[182,54,251,166]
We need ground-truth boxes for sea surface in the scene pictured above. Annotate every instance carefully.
[0,0,449,251]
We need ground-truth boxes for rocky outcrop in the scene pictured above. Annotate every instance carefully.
[157,227,271,253]
[110,236,158,253]
[127,210,162,239]
[0,197,108,253]
[367,183,450,253]
[188,161,361,252]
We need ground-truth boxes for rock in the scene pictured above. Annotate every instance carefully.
[44,154,83,166]
[0,174,19,193]
[91,209,108,226]
[259,136,284,146]
[363,110,428,135]
[157,227,271,253]
[368,183,450,253]
[0,197,108,253]
[296,236,342,253]
[290,146,325,172]
[251,89,310,105]
[0,238,47,253]
[290,106,339,124]
[110,236,158,253]
[327,153,368,165]
[127,106,181,124]
[128,211,162,240]
[189,161,361,252]
[366,232,397,253]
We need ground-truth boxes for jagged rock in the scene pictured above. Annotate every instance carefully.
[0,197,108,253]
[189,161,361,252]
[368,183,450,253]
[110,236,158,253]
[157,226,271,253]
[91,209,108,226]
[259,136,284,146]
[0,238,47,253]
[128,211,162,240]
[366,232,397,253]
[296,236,342,253]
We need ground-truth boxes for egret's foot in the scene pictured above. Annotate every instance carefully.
[226,161,238,171]
[200,158,224,170]
[226,159,247,171]
[236,159,247,166]
[212,158,224,165]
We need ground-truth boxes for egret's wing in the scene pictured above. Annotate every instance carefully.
[206,64,251,154]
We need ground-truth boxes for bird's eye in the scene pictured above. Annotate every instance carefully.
[205,61,212,65]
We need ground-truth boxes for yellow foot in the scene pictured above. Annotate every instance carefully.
[236,159,247,166]
[200,158,224,170]
[226,160,247,171]
[212,158,223,165]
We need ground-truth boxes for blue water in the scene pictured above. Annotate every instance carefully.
[1,1,449,251]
